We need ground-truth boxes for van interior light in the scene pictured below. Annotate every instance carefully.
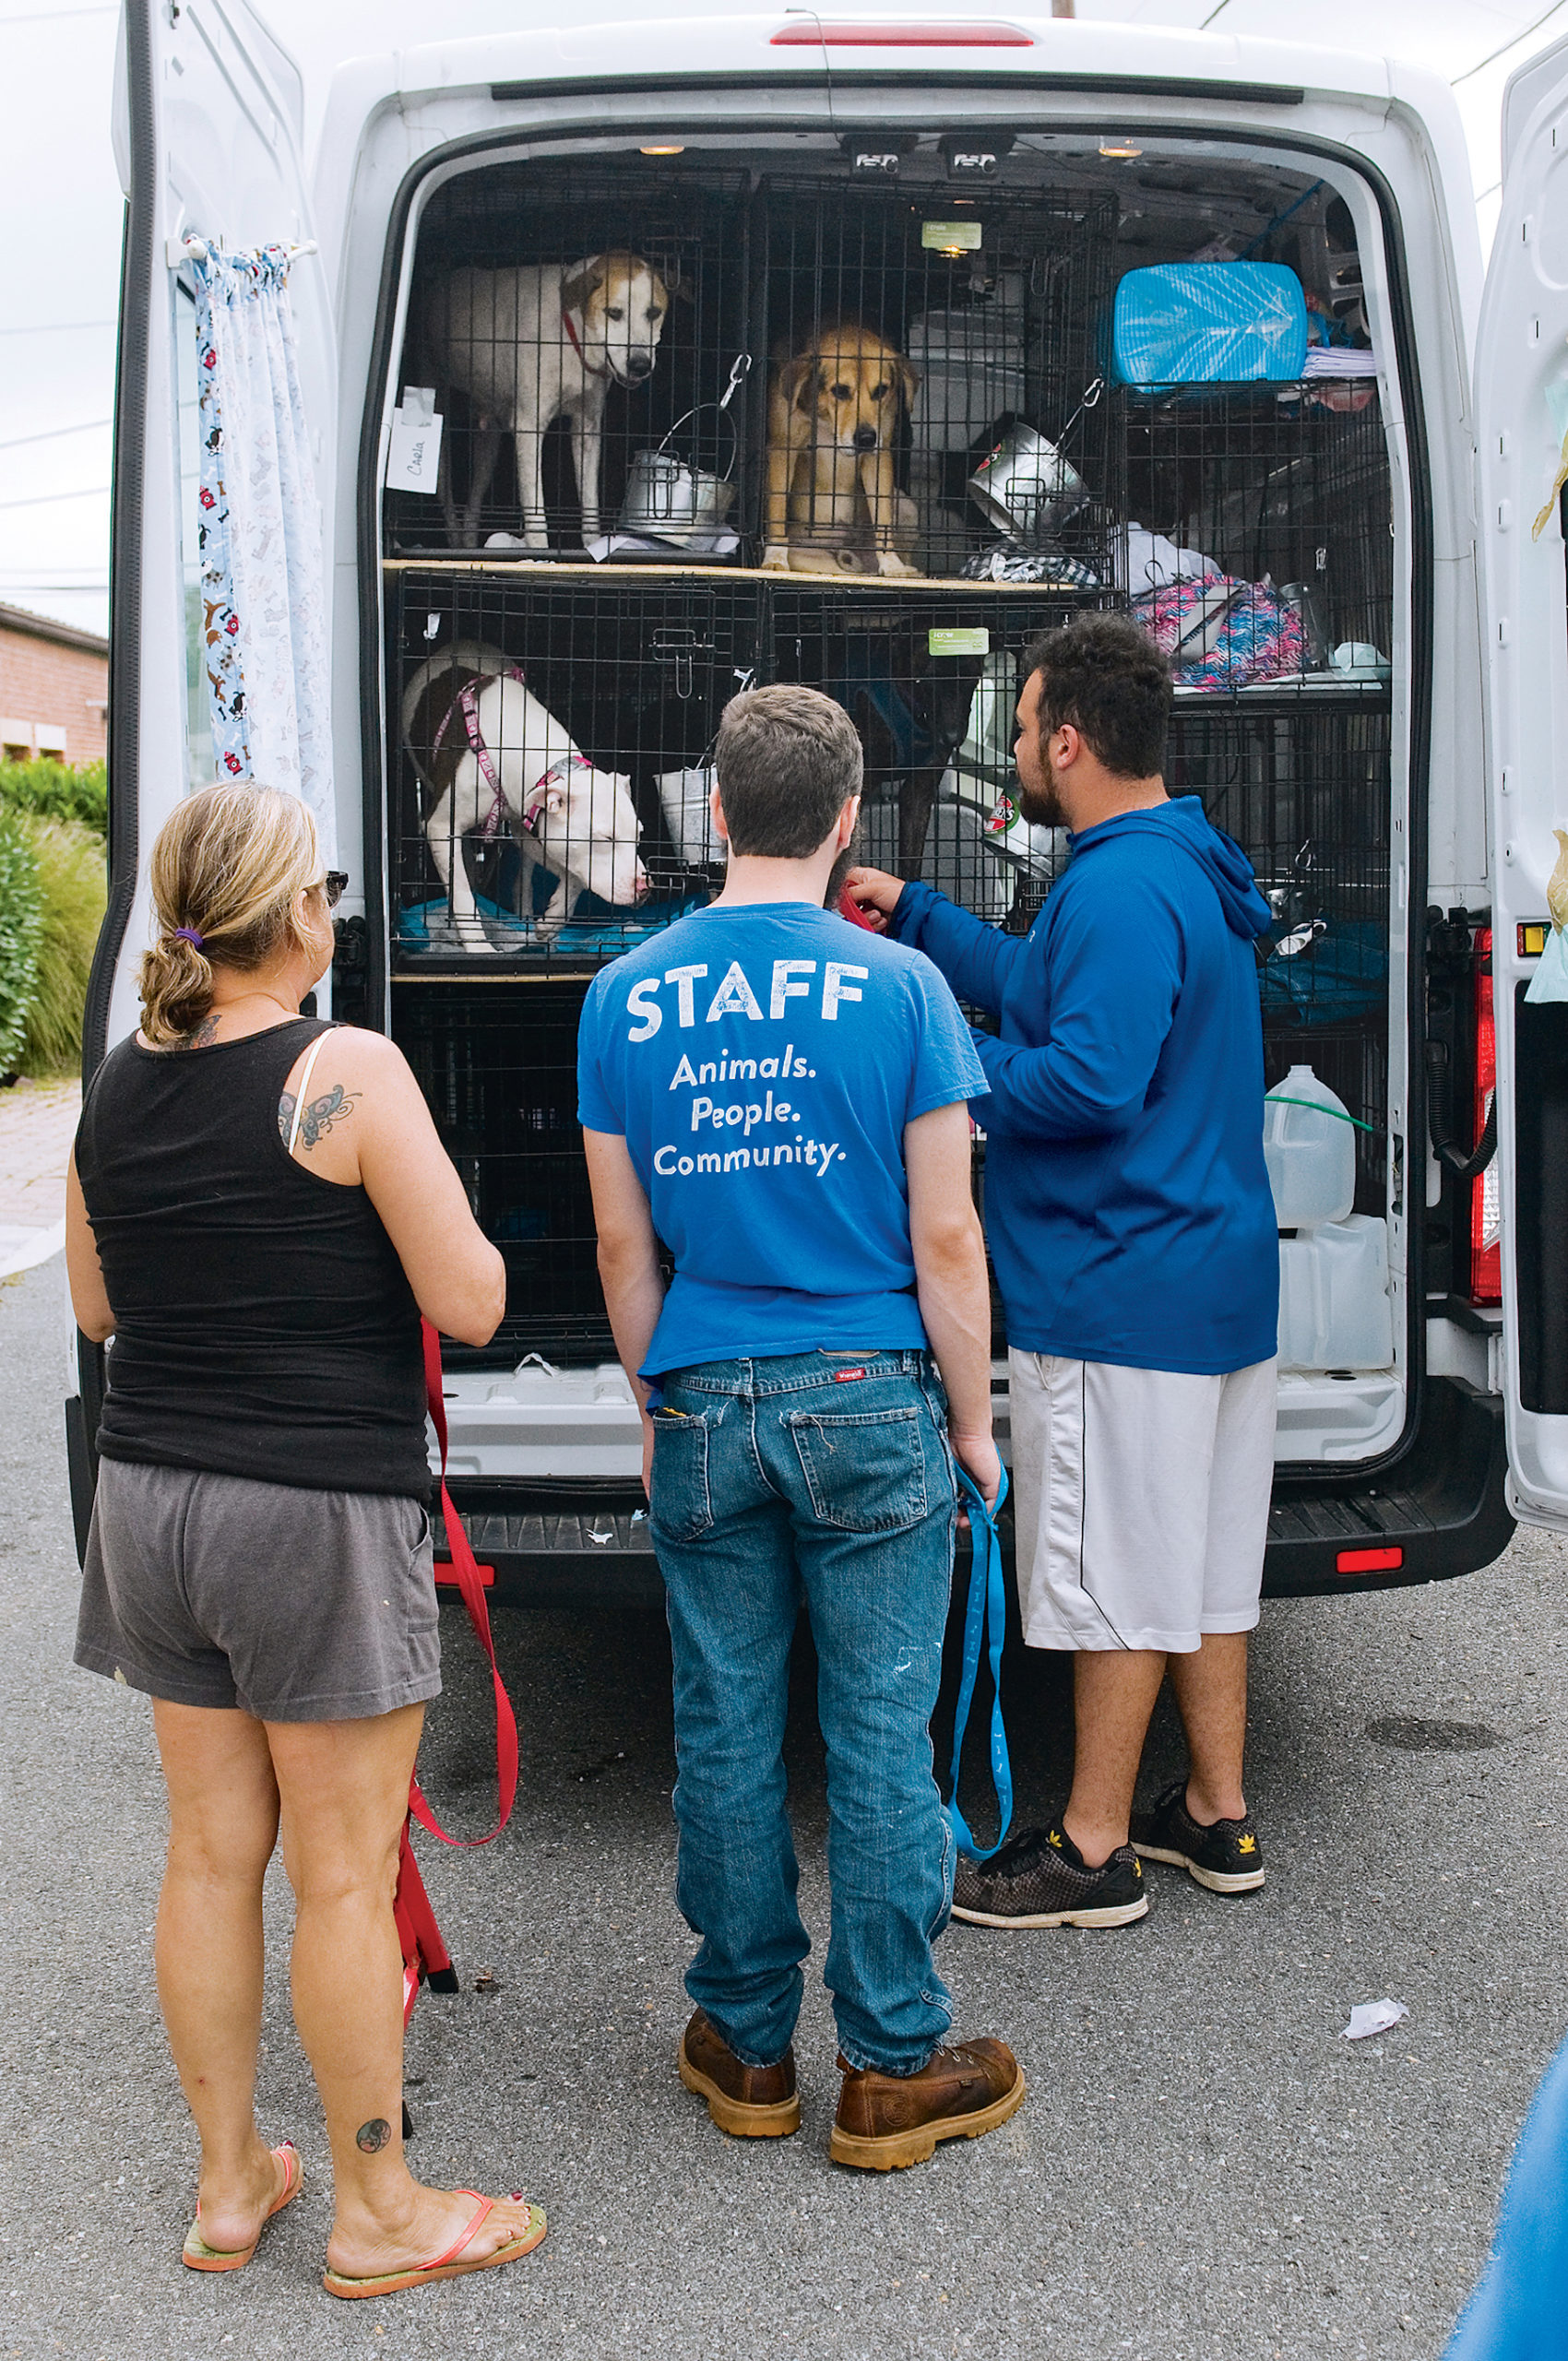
[1099,137,1143,160]
[640,145,685,156]
[772,19,1033,45]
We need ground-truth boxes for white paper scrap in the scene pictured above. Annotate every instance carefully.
[1343,1999,1408,2041]
[386,387,443,494]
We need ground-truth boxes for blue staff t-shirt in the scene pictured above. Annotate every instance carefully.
[576,901,988,1377]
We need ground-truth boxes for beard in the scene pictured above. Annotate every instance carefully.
[1015,774,1070,829]
[824,823,863,908]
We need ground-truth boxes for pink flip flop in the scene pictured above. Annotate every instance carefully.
[321,2190,547,2299]
[183,2141,303,2272]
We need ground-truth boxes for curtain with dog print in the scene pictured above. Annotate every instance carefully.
[193,245,335,858]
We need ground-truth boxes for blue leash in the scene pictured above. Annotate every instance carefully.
[944,1465,1014,1862]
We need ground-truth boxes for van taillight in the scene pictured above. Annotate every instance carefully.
[771,19,1033,42]
[1471,928,1502,1305]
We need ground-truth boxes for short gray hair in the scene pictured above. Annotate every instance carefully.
[714,684,863,858]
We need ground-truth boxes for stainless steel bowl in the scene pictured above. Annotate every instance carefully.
[619,448,736,540]
[967,423,1088,544]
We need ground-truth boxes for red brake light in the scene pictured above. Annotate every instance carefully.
[1336,1547,1403,1573]
[771,19,1033,44]
[1471,928,1501,1306]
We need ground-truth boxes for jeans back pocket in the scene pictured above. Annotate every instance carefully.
[649,1407,716,1542]
[786,1406,929,1534]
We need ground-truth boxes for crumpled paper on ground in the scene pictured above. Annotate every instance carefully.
[1343,1999,1408,2040]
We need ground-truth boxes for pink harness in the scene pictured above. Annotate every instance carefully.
[431,664,593,840]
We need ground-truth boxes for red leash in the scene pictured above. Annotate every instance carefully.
[393,1319,520,2023]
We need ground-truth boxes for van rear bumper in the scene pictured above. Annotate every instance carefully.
[442,1376,1513,1608]
[1262,1374,1512,1598]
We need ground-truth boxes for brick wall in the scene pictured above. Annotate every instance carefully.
[0,607,109,766]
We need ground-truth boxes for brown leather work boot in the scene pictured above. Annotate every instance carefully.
[830,2037,1025,2170]
[677,2009,801,2138]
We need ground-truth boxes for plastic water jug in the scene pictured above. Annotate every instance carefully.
[1277,1216,1393,1370]
[1262,1064,1356,1228]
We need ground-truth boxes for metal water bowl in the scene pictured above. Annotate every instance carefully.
[967,423,1088,544]
[619,449,736,540]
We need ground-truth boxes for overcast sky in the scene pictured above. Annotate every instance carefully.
[2,0,1565,641]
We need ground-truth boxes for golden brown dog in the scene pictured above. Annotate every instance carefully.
[763,322,921,575]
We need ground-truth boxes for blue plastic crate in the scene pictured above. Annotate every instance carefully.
[1111,262,1308,390]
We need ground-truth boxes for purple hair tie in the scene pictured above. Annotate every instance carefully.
[172,927,205,949]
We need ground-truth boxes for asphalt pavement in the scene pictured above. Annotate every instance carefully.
[2,1252,1565,2360]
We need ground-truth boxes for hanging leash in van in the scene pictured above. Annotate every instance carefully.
[944,1463,1014,1863]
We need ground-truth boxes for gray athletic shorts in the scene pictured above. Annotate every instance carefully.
[75,1457,442,1722]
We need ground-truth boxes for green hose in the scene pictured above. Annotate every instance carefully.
[1264,1094,1380,1137]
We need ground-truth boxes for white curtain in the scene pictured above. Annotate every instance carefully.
[193,244,334,860]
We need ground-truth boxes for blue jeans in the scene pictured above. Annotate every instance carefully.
[649,1348,957,2076]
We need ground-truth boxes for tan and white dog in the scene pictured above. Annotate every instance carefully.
[426,255,671,549]
[763,321,921,575]
[403,641,647,946]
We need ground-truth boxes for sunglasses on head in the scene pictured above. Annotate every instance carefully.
[313,872,350,908]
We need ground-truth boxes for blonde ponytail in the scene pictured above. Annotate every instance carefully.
[139,782,321,1047]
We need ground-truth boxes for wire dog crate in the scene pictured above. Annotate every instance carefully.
[387,569,1116,966]
[390,157,1121,582]
[1167,696,1393,1210]
[389,570,758,962]
[1124,391,1392,660]
[393,982,614,1361]
[379,139,1401,1363]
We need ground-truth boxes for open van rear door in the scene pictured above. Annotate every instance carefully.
[71,0,335,1562]
[93,0,334,1061]
[1476,31,1568,1534]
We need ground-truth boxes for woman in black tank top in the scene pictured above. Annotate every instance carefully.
[65,784,544,2295]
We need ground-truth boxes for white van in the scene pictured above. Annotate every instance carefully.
[68,3,1568,1598]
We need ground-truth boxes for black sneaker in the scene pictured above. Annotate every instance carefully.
[1131,1780,1265,1893]
[950,1824,1148,1929]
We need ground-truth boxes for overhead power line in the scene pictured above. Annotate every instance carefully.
[0,319,114,338]
[1453,0,1568,85]
[0,418,111,453]
[0,484,110,510]
[0,6,116,24]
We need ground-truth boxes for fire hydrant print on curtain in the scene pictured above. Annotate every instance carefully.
[193,244,335,860]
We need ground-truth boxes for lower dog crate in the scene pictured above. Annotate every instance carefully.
[394,980,616,1363]
[387,566,1108,971]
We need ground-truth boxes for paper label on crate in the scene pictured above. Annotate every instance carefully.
[386,388,443,494]
[929,627,990,658]
[922,219,983,251]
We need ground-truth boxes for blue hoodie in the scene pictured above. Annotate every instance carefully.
[891,795,1278,1375]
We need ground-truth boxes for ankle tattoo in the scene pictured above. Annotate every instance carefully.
[355,2118,392,2153]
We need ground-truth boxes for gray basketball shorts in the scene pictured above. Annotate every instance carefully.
[75,1457,442,1722]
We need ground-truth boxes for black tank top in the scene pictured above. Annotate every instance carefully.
[76,1020,429,1497]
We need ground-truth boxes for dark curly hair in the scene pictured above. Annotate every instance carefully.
[1022,613,1172,782]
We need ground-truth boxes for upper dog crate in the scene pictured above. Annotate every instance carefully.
[388,157,1122,586]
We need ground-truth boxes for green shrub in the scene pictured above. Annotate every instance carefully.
[0,817,44,1076]
[8,815,106,1078]
[0,756,108,836]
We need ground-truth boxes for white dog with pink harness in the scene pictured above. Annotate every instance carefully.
[402,639,648,947]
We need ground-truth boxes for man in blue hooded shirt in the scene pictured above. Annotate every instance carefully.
[848,613,1279,1932]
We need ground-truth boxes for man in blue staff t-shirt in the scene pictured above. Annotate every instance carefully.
[578,683,1023,2173]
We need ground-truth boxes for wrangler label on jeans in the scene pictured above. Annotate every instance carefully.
[577,902,986,1378]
